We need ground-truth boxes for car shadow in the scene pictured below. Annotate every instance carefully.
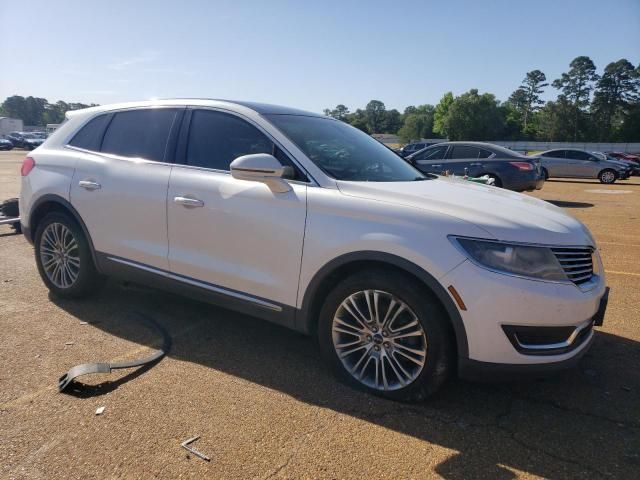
[544,200,594,208]
[50,281,640,479]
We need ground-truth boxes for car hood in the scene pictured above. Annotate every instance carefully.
[337,176,592,246]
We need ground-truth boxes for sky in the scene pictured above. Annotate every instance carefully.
[1,0,639,113]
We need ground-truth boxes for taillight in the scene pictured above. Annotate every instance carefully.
[509,161,533,171]
[21,156,35,176]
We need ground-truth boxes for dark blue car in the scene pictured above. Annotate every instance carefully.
[406,141,545,192]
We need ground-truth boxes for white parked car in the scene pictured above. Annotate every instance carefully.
[20,100,609,400]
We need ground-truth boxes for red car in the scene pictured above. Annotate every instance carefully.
[608,152,640,164]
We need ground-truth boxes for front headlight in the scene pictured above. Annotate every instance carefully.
[452,237,568,281]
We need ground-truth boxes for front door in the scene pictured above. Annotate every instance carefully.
[166,108,307,310]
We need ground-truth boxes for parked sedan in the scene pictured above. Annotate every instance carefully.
[6,132,45,150]
[592,152,639,176]
[0,138,14,151]
[406,141,544,192]
[607,152,640,163]
[539,149,630,184]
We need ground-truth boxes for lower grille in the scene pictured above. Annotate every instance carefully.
[551,246,594,285]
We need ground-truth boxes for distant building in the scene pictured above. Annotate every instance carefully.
[0,117,24,136]
[46,123,61,134]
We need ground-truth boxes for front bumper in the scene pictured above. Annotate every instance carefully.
[440,259,607,371]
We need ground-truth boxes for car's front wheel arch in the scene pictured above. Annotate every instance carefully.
[298,252,468,361]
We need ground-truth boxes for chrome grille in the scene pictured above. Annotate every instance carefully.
[551,247,594,285]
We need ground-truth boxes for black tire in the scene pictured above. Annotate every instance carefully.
[487,174,502,188]
[541,168,549,180]
[317,269,453,402]
[598,169,617,184]
[34,212,103,298]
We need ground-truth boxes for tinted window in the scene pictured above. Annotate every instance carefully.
[566,150,590,160]
[186,110,273,171]
[414,145,447,161]
[478,149,492,159]
[544,150,566,159]
[450,146,483,160]
[101,109,178,161]
[267,115,425,182]
[68,115,109,151]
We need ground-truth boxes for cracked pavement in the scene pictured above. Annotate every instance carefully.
[0,151,638,479]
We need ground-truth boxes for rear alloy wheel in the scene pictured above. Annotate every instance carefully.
[34,212,103,298]
[318,270,453,401]
[598,169,617,184]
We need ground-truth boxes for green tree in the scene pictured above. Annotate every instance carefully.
[397,104,435,142]
[535,98,575,141]
[509,70,548,132]
[365,100,386,133]
[439,89,505,140]
[345,109,369,133]
[383,109,403,134]
[433,92,454,137]
[591,59,639,140]
[323,104,350,121]
[552,56,599,140]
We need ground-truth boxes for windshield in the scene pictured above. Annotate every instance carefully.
[22,133,36,139]
[265,115,426,182]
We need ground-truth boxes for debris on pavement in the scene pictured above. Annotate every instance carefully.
[95,406,106,415]
[58,312,171,393]
[65,342,75,346]
[181,436,211,462]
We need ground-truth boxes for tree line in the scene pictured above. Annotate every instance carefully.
[0,96,99,126]
[324,56,640,143]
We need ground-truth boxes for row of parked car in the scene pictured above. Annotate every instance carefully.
[397,141,639,190]
[0,131,47,151]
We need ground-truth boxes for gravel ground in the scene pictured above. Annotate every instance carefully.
[0,150,638,479]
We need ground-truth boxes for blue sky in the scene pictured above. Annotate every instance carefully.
[1,0,639,113]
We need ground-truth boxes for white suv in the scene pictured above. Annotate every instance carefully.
[20,100,609,400]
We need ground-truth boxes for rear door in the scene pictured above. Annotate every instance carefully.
[69,107,183,270]
[166,108,307,311]
[447,145,493,176]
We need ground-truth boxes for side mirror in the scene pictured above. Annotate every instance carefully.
[230,153,292,193]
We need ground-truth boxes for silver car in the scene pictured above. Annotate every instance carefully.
[539,149,631,184]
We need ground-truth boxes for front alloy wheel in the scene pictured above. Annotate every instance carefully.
[318,269,453,401]
[332,290,427,391]
[599,169,616,184]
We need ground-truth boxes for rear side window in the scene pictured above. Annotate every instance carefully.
[450,146,483,160]
[101,109,178,162]
[68,115,109,151]
[186,110,272,171]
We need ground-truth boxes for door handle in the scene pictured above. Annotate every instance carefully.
[78,180,101,191]
[430,164,442,168]
[174,196,204,208]
[470,162,482,166]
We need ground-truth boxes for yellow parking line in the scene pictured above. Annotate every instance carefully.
[605,270,640,277]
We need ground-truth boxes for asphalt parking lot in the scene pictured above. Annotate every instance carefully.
[0,150,638,479]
